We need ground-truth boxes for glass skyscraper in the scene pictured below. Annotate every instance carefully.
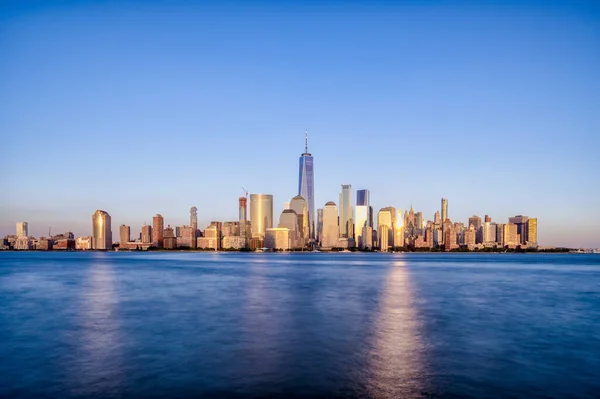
[298,132,315,239]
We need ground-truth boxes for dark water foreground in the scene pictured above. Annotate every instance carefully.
[0,252,599,398]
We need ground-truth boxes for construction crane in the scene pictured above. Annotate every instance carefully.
[241,187,248,200]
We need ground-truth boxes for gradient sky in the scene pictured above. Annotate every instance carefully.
[1,0,599,247]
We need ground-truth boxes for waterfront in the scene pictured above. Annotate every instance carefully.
[1,252,599,398]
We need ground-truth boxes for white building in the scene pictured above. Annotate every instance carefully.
[16,222,28,238]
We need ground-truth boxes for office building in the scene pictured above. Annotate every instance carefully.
[264,228,290,250]
[178,225,195,248]
[379,225,389,251]
[92,210,112,250]
[463,227,476,248]
[441,198,448,224]
[164,225,177,249]
[239,197,247,222]
[290,195,309,246]
[482,222,497,244]
[152,214,164,248]
[527,218,538,246]
[504,223,519,246]
[119,225,130,247]
[360,225,373,250]
[468,215,482,230]
[278,209,299,248]
[321,201,339,248]
[357,189,370,207]
[485,215,492,223]
[16,222,28,238]
[317,208,323,243]
[250,194,273,238]
[190,207,198,231]
[14,237,33,250]
[298,132,315,238]
[141,224,152,243]
[354,189,370,247]
[509,215,530,245]
[339,184,353,238]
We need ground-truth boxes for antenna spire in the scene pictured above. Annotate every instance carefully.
[305,129,308,153]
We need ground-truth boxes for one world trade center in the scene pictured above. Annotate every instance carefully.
[298,131,315,240]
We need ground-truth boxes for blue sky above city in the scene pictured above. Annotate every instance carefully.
[1,0,598,247]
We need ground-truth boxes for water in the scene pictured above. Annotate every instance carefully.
[1,252,599,398]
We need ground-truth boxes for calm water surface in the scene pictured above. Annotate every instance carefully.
[0,252,599,398]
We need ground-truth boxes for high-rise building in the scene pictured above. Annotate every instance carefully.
[178,225,195,247]
[503,223,519,246]
[482,222,497,244]
[190,207,198,232]
[441,198,448,224]
[250,194,273,238]
[290,195,309,246]
[468,215,482,230]
[119,225,130,246]
[298,132,315,239]
[379,225,389,251]
[141,224,152,243]
[360,225,373,250]
[377,208,393,250]
[434,211,441,225]
[152,214,164,248]
[16,222,28,238]
[317,208,324,243]
[164,225,177,249]
[321,201,339,249]
[485,215,492,223]
[239,197,247,222]
[354,189,370,248]
[527,218,538,246]
[92,210,112,250]
[509,215,529,245]
[339,184,353,238]
[278,209,299,248]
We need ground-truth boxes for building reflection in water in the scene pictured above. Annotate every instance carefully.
[367,259,430,398]
[238,258,285,386]
[70,257,124,396]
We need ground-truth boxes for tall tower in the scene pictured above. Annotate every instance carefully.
[355,189,370,247]
[239,197,247,222]
[190,207,198,231]
[250,194,273,239]
[152,214,164,248]
[339,184,353,238]
[119,224,130,247]
[298,131,315,239]
[92,210,112,250]
[441,198,448,223]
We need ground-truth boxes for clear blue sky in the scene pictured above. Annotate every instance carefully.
[1,0,599,247]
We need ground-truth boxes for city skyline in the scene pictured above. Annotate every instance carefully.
[1,1,598,247]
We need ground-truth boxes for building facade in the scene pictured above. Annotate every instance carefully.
[298,132,315,239]
[264,228,290,250]
[339,184,353,238]
[321,201,339,249]
[152,214,164,248]
[92,210,112,250]
[16,222,28,238]
[250,194,273,238]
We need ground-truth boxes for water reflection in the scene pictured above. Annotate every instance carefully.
[69,259,124,397]
[367,260,430,398]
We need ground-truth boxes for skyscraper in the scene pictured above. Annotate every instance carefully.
[92,210,112,250]
[339,184,353,238]
[239,197,247,222]
[290,195,309,247]
[317,208,324,243]
[527,218,538,246]
[190,207,198,231]
[321,201,339,248]
[119,224,130,246]
[152,214,164,248]
[298,131,315,239]
[509,215,529,245]
[355,189,370,248]
[441,198,448,223]
[141,224,152,243]
[250,194,273,238]
[16,222,28,238]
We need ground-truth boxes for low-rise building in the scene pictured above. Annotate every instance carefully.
[76,236,93,250]
[222,236,247,250]
[14,237,33,250]
[197,237,219,250]
[264,228,290,250]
